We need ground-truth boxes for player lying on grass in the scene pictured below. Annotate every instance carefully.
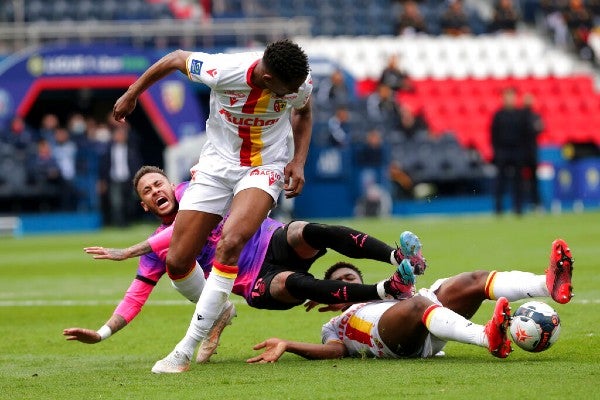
[247,239,574,362]
[63,166,426,372]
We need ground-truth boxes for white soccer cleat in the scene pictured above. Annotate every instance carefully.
[151,350,191,374]
[196,300,237,363]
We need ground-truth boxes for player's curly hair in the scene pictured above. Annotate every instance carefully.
[323,262,364,283]
[133,165,168,195]
[262,39,309,83]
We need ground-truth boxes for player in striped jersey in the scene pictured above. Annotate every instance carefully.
[63,166,424,372]
[112,40,313,371]
[247,240,574,362]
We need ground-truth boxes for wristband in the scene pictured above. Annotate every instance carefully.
[97,325,112,341]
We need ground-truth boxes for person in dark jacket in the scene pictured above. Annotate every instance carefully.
[490,87,527,215]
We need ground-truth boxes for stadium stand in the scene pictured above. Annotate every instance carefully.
[1,0,600,221]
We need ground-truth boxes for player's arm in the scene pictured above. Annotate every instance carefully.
[84,224,173,261]
[63,313,127,344]
[285,97,312,198]
[63,268,158,344]
[246,337,347,363]
[84,241,152,261]
[113,49,192,122]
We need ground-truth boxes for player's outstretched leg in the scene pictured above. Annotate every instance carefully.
[546,239,574,304]
[484,297,512,358]
[382,259,416,300]
[196,301,237,363]
[151,350,191,374]
[394,231,427,275]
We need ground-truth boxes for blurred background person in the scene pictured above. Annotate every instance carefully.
[440,0,471,36]
[98,124,142,227]
[490,87,527,216]
[394,0,429,36]
[489,0,520,33]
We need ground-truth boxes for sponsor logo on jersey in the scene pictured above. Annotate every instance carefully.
[190,59,203,75]
[225,90,246,106]
[219,108,279,126]
[206,68,217,77]
[250,168,282,186]
[273,99,287,112]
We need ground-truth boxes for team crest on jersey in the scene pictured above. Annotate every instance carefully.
[273,99,287,112]
[190,59,203,75]
[250,168,282,186]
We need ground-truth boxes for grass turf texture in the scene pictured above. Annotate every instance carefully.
[0,211,598,399]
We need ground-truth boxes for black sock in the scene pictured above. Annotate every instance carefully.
[302,223,393,263]
[285,272,380,303]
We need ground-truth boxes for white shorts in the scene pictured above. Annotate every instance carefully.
[179,147,286,216]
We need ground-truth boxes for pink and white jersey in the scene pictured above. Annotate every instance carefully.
[185,51,312,167]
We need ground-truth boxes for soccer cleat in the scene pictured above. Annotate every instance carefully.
[151,350,191,374]
[394,231,427,275]
[484,297,512,359]
[383,259,416,300]
[546,239,574,304]
[196,301,237,363]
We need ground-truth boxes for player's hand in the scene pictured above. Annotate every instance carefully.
[246,338,286,363]
[304,301,347,313]
[84,247,128,261]
[63,328,101,344]
[283,161,305,199]
[112,92,137,122]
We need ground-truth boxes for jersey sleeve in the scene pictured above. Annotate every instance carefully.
[147,224,173,262]
[321,316,341,344]
[113,278,155,323]
[186,52,221,88]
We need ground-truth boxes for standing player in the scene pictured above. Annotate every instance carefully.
[112,40,313,370]
[247,239,574,362]
[64,166,426,372]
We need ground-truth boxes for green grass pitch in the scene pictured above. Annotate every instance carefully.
[0,211,598,399]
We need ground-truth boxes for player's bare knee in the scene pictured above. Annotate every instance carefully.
[410,296,433,315]
[286,221,308,245]
[166,253,193,276]
[216,233,248,263]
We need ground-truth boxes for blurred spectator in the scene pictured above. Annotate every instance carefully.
[2,116,34,151]
[389,160,414,199]
[540,0,570,48]
[39,113,60,144]
[354,129,392,217]
[440,0,471,36]
[563,0,594,60]
[66,112,89,147]
[521,93,544,210]
[396,105,429,141]
[327,105,352,148]
[489,0,520,33]
[378,54,414,94]
[51,127,78,210]
[315,69,354,109]
[394,1,429,36]
[27,139,63,209]
[366,83,402,129]
[490,87,527,215]
[98,124,142,227]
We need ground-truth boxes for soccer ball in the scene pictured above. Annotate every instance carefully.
[509,301,561,352]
